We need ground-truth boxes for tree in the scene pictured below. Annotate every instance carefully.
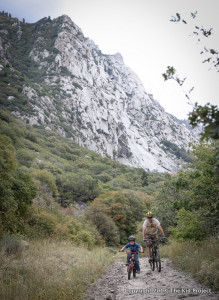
[170,11,219,71]
[141,170,149,186]
[163,11,219,140]
[91,190,147,243]
[85,202,120,246]
[154,141,219,239]
[0,134,37,236]
[188,103,219,140]
[56,173,100,206]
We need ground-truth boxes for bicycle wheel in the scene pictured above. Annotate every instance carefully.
[133,268,136,278]
[155,249,161,272]
[150,250,155,271]
[128,264,132,280]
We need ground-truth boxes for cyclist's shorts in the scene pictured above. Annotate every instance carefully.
[145,234,157,246]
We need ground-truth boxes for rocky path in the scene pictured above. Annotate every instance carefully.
[85,258,219,300]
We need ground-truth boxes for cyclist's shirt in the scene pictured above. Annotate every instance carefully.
[142,218,160,235]
[124,242,141,252]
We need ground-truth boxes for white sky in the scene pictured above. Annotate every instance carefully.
[1,0,219,119]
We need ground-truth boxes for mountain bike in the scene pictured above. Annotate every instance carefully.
[120,250,143,280]
[144,238,166,272]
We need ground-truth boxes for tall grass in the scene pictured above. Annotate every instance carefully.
[160,237,219,291]
[0,239,116,300]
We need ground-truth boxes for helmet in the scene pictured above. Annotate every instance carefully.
[128,235,135,241]
[146,211,153,218]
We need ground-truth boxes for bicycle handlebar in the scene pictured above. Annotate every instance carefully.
[144,237,166,242]
[119,250,144,253]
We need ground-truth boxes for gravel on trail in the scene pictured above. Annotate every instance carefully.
[84,258,219,300]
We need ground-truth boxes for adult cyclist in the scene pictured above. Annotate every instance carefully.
[142,211,165,263]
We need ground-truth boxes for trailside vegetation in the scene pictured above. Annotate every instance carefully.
[154,141,219,290]
[0,109,161,244]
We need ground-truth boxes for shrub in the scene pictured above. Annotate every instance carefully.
[28,210,58,237]
[0,233,27,255]
[25,131,38,143]
[32,169,58,197]
[169,208,205,240]
[72,230,95,248]
[57,174,99,205]
[86,203,120,246]
[95,172,112,183]
[16,148,35,167]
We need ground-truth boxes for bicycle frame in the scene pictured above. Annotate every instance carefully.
[126,251,139,272]
[144,238,164,272]
[121,250,140,280]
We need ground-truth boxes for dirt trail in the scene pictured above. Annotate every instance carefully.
[85,258,219,300]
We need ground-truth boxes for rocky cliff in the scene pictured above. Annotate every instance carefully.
[0,14,199,172]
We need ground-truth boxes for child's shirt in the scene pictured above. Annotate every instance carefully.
[125,242,141,252]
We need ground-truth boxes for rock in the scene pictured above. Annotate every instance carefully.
[0,14,200,172]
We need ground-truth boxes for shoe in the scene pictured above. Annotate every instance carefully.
[137,271,140,274]
[148,258,152,263]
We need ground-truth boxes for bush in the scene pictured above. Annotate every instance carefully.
[72,230,95,248]
[16,148,35,167]
[169,208,206,240]
[0,233,27,255]
[27,209,58,237]
[92,190,148,244]
[25,131,38,143]
[32,169,58,197]
[86,203,120,246]
[57,174,99,205]
[0,136,37,236]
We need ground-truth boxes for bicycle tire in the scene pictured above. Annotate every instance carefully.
[150,249,155,271]
[128,264,132,280]
[155,248,161,272]
[133,268,136,278]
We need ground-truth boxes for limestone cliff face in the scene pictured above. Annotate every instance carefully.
[0,15,199,172]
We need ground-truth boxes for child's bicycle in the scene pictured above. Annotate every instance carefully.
[120,250,143,280]
[144,237,166,272]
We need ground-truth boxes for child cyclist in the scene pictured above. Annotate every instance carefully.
[120,235,143,274]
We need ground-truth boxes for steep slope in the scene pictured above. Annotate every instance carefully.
[0,13,199,172]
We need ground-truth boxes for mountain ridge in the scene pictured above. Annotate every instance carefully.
[0,13,199,172]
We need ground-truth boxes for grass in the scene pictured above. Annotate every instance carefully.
[0,239,118,300]
[160,237,219,291]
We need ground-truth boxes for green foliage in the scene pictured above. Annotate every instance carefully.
[169,208,205,240]
[32,169,58,197]
[0,111,163,246]
[188,102,219,140]
[163,13,219,139]
[56,173,99,205]
[161,139,192,162]
[141,170,149,186]
[85,202,120,246]
[0,134,37,236]
[24,202,101,247]
[12,169,37,217]
[87,190,150,244]
[154,141,219,239]
[16,148,35,167]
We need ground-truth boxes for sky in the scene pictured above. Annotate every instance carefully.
[1,0,219,120]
